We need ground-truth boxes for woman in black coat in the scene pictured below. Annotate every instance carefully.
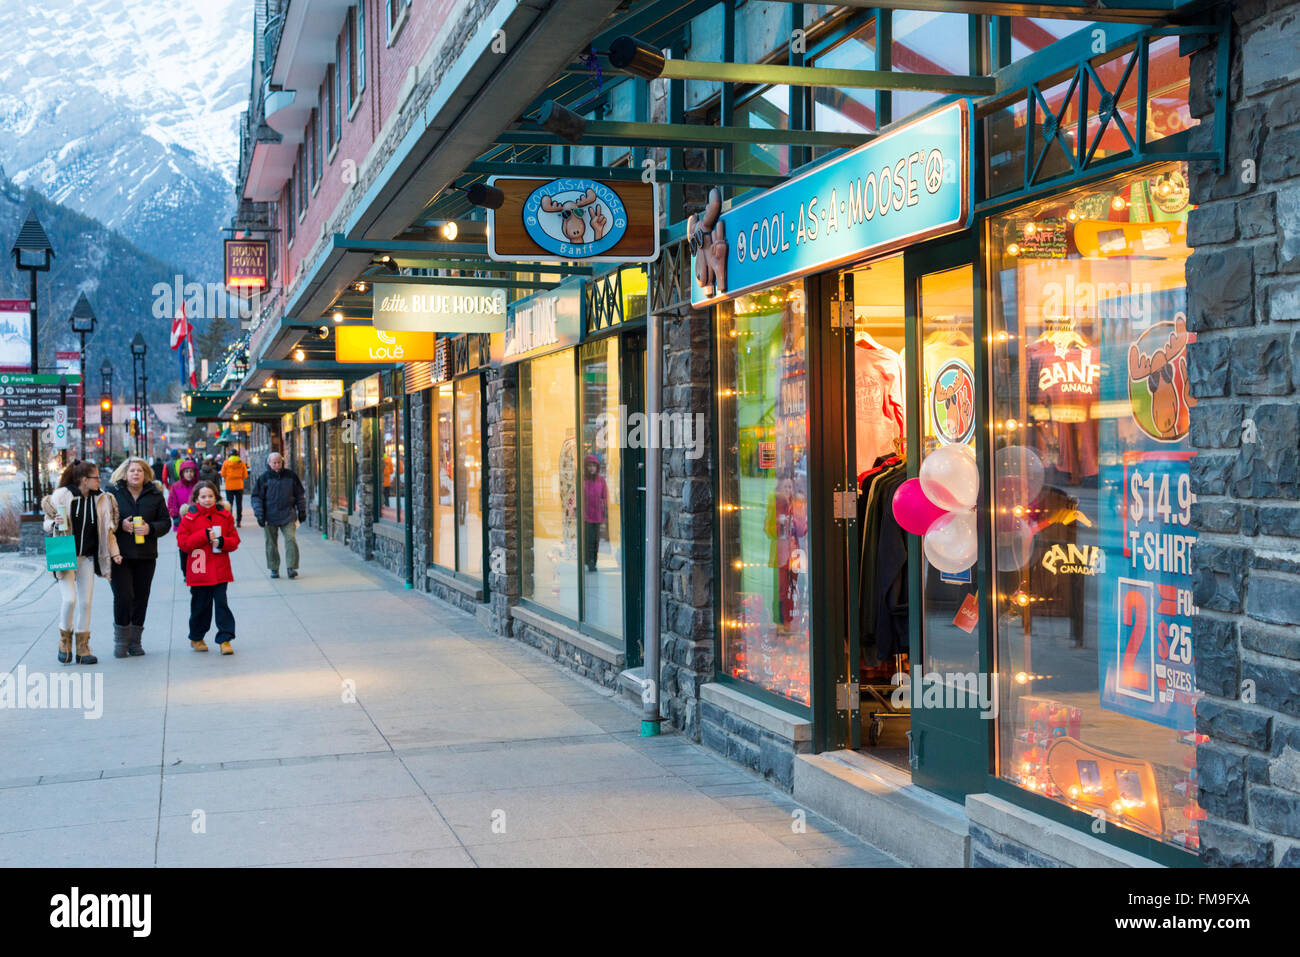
[108,456,172,657]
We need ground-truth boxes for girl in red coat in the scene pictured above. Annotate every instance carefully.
[177,481,240,655]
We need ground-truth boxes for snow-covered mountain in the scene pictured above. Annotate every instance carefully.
[0,0,254,281]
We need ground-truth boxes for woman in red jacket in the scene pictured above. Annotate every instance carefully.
[177,481,240,655]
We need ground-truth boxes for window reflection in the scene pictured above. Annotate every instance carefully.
[990,163,1201,850]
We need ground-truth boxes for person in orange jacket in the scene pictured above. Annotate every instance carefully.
[220,449,250,526]
[177,481,241,655]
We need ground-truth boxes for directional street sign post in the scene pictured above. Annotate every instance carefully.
[0,373,82,431]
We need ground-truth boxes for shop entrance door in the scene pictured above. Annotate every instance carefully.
[902,233,989,802]
[822,256,910,758]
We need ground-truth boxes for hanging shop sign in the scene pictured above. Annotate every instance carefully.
[350,374,381,410]
[690,100,973,307]
[320,396,340,421]
[225,240,270,293]
[488,177,658,263]
[296,404,314,428]
[277,378,344,401]
[1097,305,1199,732]
[0,300,32,373]
[372,282,508,333]
[490,279,583,365]
[335,326,437,363]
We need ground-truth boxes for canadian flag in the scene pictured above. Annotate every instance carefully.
[172,304,198,387]
[170,303,190,349]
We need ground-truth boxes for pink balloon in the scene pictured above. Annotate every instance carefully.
[892,478,948,536]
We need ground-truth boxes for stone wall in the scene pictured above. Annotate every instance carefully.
[699,700,803,791]
[486,365,518,636]
[1187,0,1300,867]
[409,389,433,593]
[371,523,406,579]
[657,305,716,740]
[348,412,375,562]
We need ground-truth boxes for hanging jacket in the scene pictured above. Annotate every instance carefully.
[109,480,172,560]
[166,460,200,519]
[177,502,240,587]
[221,455,249,491]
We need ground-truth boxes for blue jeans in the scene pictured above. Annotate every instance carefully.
[189,583,235,643]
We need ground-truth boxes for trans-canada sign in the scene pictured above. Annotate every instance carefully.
[488,177,658,263]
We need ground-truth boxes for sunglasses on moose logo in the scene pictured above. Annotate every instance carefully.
[558,208,587,221]
[1145,363,1174,392]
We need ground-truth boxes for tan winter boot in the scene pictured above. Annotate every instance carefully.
[58,629,73,664]
[74,632,97,666]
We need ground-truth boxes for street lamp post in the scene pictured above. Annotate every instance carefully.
[131,333,147,458]
[10,211,54,510]
[100,359,114,463]
[70,293,97,460]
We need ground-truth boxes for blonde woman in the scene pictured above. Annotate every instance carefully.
[107,457,172,657]
[41,461,122,665]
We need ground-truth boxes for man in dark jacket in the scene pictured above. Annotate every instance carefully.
[251,451,307,579]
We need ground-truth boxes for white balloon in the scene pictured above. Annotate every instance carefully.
[924,510,978,574]
[994,445,1045,505]
[920,443,980,512]
[996,516,1035,572]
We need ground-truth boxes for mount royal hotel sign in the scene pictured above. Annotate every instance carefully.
[691,101,972,307]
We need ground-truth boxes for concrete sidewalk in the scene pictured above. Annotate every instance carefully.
[0,522,899,868]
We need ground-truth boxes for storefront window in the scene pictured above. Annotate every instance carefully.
[379,378,404,523]
[717,282,811,706]
[519,349,580,619]
[432,383,454,569]
[735,86,791,177]
[579,338,623,639]
[294,428,310,502]
[329,417,353,513]
[891,11,970,122]
[454,376,483,578]
[811,19,876,139]
[919,265,978,677]
[989,163,1200,850]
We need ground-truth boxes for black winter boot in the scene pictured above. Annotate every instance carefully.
[113,624,131,659]
[127,624,146,657]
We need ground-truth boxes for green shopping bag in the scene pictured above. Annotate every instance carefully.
[45,534,78,572]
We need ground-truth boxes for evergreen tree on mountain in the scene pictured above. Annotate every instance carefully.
[197,313,234,371]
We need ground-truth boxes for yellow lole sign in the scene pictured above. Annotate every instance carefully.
[335,326,437,363]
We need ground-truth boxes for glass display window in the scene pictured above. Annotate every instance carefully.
[454,376,484,578]
[379,376,404,523]
[519,349,580,620]
[432,383,455,569]
[579,338,623,639]
[716,282,811,706]
[988,162,1200,850]
[329,417,353,513]
[919,265,978,678]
